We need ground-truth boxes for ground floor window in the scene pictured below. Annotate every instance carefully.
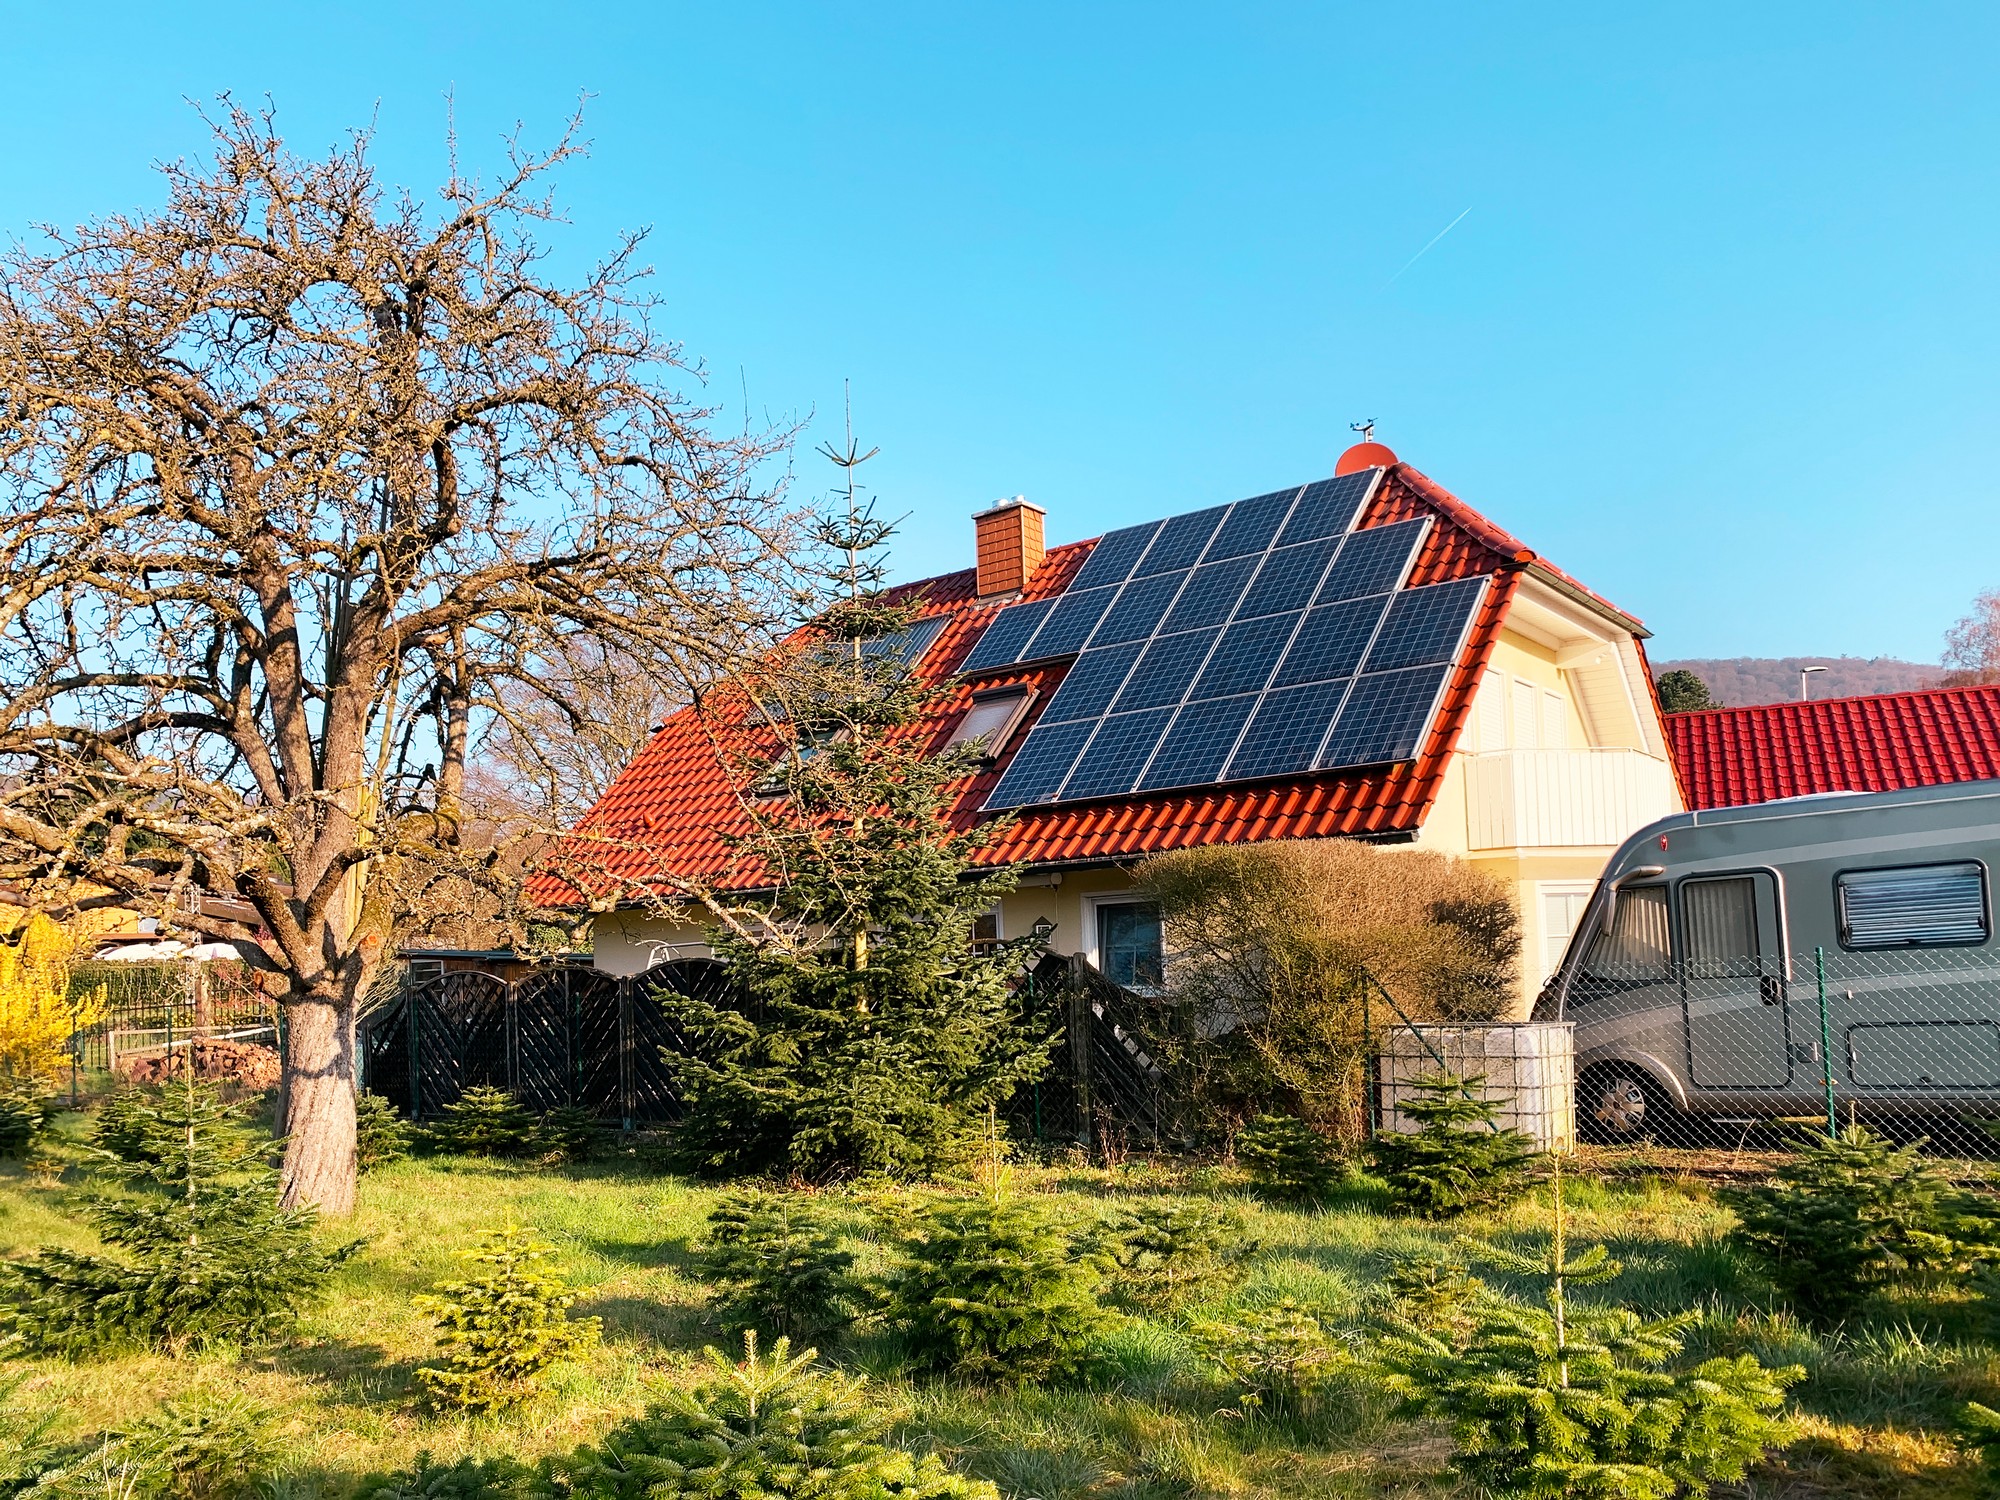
[1095,900,1163,991]
[970,909,1001,955]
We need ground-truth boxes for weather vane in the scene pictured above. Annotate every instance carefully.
[1350,419,1376,443]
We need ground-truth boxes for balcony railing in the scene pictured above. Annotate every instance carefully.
[1464,748,1679,851]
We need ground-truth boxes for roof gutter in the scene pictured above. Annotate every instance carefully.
[1510,556,1650,639]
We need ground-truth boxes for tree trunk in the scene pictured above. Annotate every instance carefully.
[278,993,358,1216]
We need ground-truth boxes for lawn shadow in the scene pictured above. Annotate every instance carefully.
[271,1334,429,1407]
[580,1291,717,1352]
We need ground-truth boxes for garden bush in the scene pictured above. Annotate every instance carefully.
[1720,1124,1992,1323]
[413,1225,601,1410]
[418,1087,543,1158]
[1090,1199,1258,1310]
[1234,1115,1345,1202]
[534,1105,602,1163]
[539,1334,997,1500]
[1367,1072,1538,1217]
[694,1189,860,1342]
[0,1091,44,1160]
[878,1193,1109,1384]
[0,1078,349,1354]
[355,1092,412,1171]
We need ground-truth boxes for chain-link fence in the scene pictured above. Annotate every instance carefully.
[1544,945,2000,1152]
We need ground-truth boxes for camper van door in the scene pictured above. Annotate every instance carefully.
[1680,871,1792,1090]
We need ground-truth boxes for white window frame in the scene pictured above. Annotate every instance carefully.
[1082,893,1166,993]
[1536,879,1599,987]
[945,685,1038,761]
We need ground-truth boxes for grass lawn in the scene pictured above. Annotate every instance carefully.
[1,1112,1996,1499]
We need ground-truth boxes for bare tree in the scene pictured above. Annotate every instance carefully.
[0,102,802,1213]
[1941,588,2000,686]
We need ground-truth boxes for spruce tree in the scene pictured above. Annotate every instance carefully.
[1378,1166,1800,1499]
[1721,1124,1988,1323]
[413,1226,601,1410]
[0,1075,349,1354]
[1235,1114,1346,1202]
[661,423,1050,1182]
[419,1086,543,1158]
[1368,1071,1539,1217]
[694,1189,861,1342]
[355,1092,412,1171]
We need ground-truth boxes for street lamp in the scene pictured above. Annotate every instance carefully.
[1800,665,1828,701]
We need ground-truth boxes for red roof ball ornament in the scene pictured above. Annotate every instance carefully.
[1334,421,1397,476]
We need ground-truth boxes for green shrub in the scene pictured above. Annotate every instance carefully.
[413,1226,601,1410]
[541,1333,997,1500]
[0,1078,350,1354]
[356,1454,533,1500]
[534,1106,601,1163]
[1720,1124,1990,1324]
[1188,1299,1351,1415]
[419,1087,542,1158]
[1235,1115,1346,1202]
[0,1091,45,1160]
[1958,1400,2000,1490]
[109,1392,277,1499]
[1379,1173,1799,1498]
[1368,1249,1487,1346]
[694,1189,860,1342]
[355,1093,412,1171]
[1091,1199,1258,1311]
[1367,1072,1539,1217]
[878,1193,1110,1384]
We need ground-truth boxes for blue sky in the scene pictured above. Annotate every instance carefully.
[3,3,1994,662]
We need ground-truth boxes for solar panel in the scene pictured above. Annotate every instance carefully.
[1135,505,1226,577]
[1317,517,1428,603]
[1056,708,1175,801]
[1359,575,1489,674]
[1239,538,1341,617]
[1161,555,1259,633]
[1066,520,1161,592]
[1091,570,1188,646]
[1113,628,1222,713]
[1134,694,1259,792]
[1021,585,1118,660]
[957,599,1053,675]
[984,718,1097,808]
[1275,471,1377,547]
[1269,594,1392,689]
[1039,642,1145,723]
[1189,612,1299,700]
[972,461,1488,811]
[1224,679,1354,782]
[1316,664,1453,769]
[862,613,948,667]
[1207,487,1302,560]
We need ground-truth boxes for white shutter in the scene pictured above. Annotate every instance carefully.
[1541,690,1568,749]
[1477,670,1505,750]
[1511,678,1540,749]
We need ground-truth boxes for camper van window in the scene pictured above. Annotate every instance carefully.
[1682,877,1760,978]
[1580,885,1671,982]
[1836,861,1989,950]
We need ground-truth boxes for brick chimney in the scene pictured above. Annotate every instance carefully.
[973,496,1046,600]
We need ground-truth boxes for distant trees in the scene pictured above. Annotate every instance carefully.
[1652,669,1719,713]
[0,103,800,1213]
[1941,588,2000,686]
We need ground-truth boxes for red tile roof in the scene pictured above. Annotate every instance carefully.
[1666,684,2000,810]
[529,464,1637,907]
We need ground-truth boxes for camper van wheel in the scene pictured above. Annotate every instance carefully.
[1578,1064,1675,1143]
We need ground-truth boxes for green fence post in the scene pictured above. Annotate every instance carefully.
[1816,945,1836,1138]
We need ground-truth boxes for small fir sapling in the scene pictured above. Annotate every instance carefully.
[418,1087,543,1158]
[534,1105,601,1163]
[1368,1071,1539,1217]
[0,1073,349,1354]
[413,1226,601,1410]
[354,1092,412,1171]
[694,1189,861,1342]
[93,1086,183,1165]
[108,1393,278,1500]
[357,1454,534,1500]
[1378,1163,1800,1500]
[1188,1300,1351,1415]
[0,1090,45,1159]
[1234,1115,1347,1202]
[1721,1124,1993,1324]
[1957,1400,2000,1490]
[1090,1200,1258,1311]
[540,1333,998,1500]
[1368,1250,1489,1346]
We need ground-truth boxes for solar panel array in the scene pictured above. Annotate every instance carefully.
[963,469,1492,811]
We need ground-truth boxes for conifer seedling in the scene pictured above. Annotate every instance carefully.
[1234,1114,1346,1202]
[1368,1071,1539,1217]
[414,1225,601,1410]
[696,1189,860,1342]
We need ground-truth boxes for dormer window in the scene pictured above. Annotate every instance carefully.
[946,686,1036,762]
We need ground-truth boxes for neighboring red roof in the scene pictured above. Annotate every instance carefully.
[1666,684,2000,810]
[529,464,1637,907]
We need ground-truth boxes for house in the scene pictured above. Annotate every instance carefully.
[534,442,1684,1015]
[1666,682,2000,810]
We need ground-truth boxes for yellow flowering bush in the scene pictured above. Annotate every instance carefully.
[0,914,105,1080]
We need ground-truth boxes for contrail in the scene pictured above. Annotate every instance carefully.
[1385,205,1473,288]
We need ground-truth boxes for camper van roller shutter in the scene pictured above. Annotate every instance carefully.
[1836,861,1989,949]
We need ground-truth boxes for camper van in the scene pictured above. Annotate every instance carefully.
[1533,778,2000,1140]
